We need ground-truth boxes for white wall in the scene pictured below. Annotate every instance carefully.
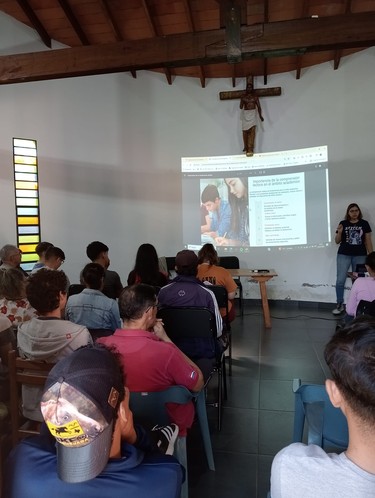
[0,12,374,303]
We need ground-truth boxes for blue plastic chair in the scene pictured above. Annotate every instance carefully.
[292,378,349,449]
[130,386,215,498]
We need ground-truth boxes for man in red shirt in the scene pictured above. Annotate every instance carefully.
[98,284,203,435]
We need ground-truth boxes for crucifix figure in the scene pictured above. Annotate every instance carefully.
[220,76,281,156]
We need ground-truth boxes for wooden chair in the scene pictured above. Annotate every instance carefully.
[209,285,233,375]
[157,307,227,430]
[8,350,52,447]
[219,256,243,315]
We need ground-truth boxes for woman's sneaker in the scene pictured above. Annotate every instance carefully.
[332,303,345,315]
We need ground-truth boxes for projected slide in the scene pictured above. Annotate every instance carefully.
[181,146,330,253]
[249,173,306,246]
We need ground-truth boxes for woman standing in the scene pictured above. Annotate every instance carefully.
[333,203,373,315]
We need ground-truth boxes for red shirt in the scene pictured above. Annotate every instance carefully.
[98,329,199,435]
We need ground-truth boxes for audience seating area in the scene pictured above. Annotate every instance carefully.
[1,271,346,498]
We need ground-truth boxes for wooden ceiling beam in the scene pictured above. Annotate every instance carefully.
[333,0,353,70]
[141,0,173,84]
[57,0,89,46]
[183,0,206,87]
[0,12,375,85]
[98,0,123,42]
[15,0,51,48]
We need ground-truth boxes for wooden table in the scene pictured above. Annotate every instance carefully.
[228,269,278,328]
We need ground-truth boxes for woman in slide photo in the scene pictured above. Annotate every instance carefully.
[216,177,249,247]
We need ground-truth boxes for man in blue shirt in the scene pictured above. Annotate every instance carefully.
[4,345,182,498]
[201,184,231,238]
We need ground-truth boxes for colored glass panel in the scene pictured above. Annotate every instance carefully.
[14,162,37,170]
[15,181,38,190]
[16,198,39,206]
[18,226,39,234]
[21,253,38,263]
[16,190,38,198]
[14,147,37,157]
[14,138,39,272]
[15,172,38,182]
[19,244,38,253]
[14,139,36,148]
[17,207,38,216]
[21,262,35,272]
[18,217,39,225]
[19,235,39,243]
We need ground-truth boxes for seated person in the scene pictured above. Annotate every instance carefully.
[197,243,237,322]
[345,251,375,321]
[3,345,183,498]
[98,284,204,436]
[127,243,169,288]
[0,314,15,366]
[86,241,123,299]
[17,269,92,422]
[270,316,375,498]
[158,250,223,360]
[0,244,28,277]
[0,268,36,327]
[31,245,65,273]
[66,263,121,332]
[31,241,53,271]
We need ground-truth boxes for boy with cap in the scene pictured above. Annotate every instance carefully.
[4,345,182,498]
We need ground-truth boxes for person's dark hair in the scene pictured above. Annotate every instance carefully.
[324,317,375,425]
[345,203,363,221]
[26,268,68,314]
[201,184,220,204]
[197,243,219,266]
[225,177,249,237]
[132,243,163,286]
[365,252,375,272]
[45,246,65,261]
[0,268,26,300]
[82,263,105,290]
[86,241,109,261]
[118,284,156,321]
[175,261,198,276]
[35,241,53,257]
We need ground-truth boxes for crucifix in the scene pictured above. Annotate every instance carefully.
[220,76,281,156]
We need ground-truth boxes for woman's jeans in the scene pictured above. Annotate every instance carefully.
[336,253,366,304]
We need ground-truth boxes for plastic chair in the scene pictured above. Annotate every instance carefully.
[67,283,85,297]
[219,256,243,315]
[157,306,227,430]
[209,285,232,375]
[292,378,348,449]
[87,328,114,342]
[130,386,215,498]
[356,299,375,317]
[8,350,53,447]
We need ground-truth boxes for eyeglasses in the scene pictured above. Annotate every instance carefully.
[145,302,158,313]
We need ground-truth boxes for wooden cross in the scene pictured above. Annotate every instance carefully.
[219,76,281,101]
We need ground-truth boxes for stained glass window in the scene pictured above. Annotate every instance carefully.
[13,138,40,272]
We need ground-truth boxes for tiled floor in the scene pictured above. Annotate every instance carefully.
[188,302,338,498]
